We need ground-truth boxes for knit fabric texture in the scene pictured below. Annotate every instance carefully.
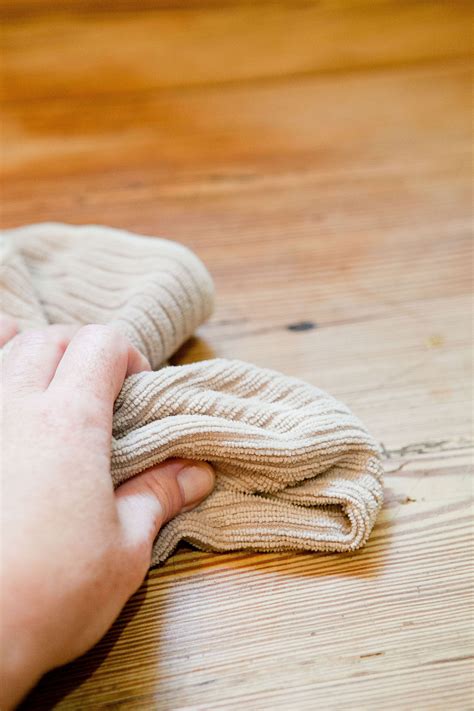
[1,223,383,565]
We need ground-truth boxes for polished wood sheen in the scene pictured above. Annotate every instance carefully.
[2,1,472,709]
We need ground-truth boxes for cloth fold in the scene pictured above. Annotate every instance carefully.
[1,223,383,564]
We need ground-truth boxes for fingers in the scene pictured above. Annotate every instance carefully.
[116,459,215,565]
[49,325,150,404]
[2,323,150,402]
[2,325,80,394]
[0,315,18,346]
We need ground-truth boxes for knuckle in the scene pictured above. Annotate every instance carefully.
[16,327,65,352]
[15,328,49,348]
[78,324,126,356]
[78,323,113,342]
[5,329,65,370]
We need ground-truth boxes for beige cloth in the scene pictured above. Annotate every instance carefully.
[1,223,383,565]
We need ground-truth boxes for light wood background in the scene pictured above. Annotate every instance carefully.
[2,1,473,709]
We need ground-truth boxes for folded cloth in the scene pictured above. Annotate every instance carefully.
[1,223,383,564]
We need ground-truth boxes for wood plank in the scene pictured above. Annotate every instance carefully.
[1,60,471,201]
[1,1,471,102]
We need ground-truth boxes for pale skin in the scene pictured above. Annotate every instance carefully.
[0,317,216,709]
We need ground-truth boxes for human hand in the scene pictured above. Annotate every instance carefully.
[0,320,215,709]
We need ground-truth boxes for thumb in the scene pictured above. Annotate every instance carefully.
[116,458,215,553]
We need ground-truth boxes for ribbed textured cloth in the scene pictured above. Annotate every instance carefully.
[1,222,214,367]
[1,223,383,564]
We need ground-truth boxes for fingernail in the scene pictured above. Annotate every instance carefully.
[177,463,215,511]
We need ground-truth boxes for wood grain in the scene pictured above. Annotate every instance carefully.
[2,1,472,709]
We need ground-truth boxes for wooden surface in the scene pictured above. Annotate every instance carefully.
[1,1,473,708]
